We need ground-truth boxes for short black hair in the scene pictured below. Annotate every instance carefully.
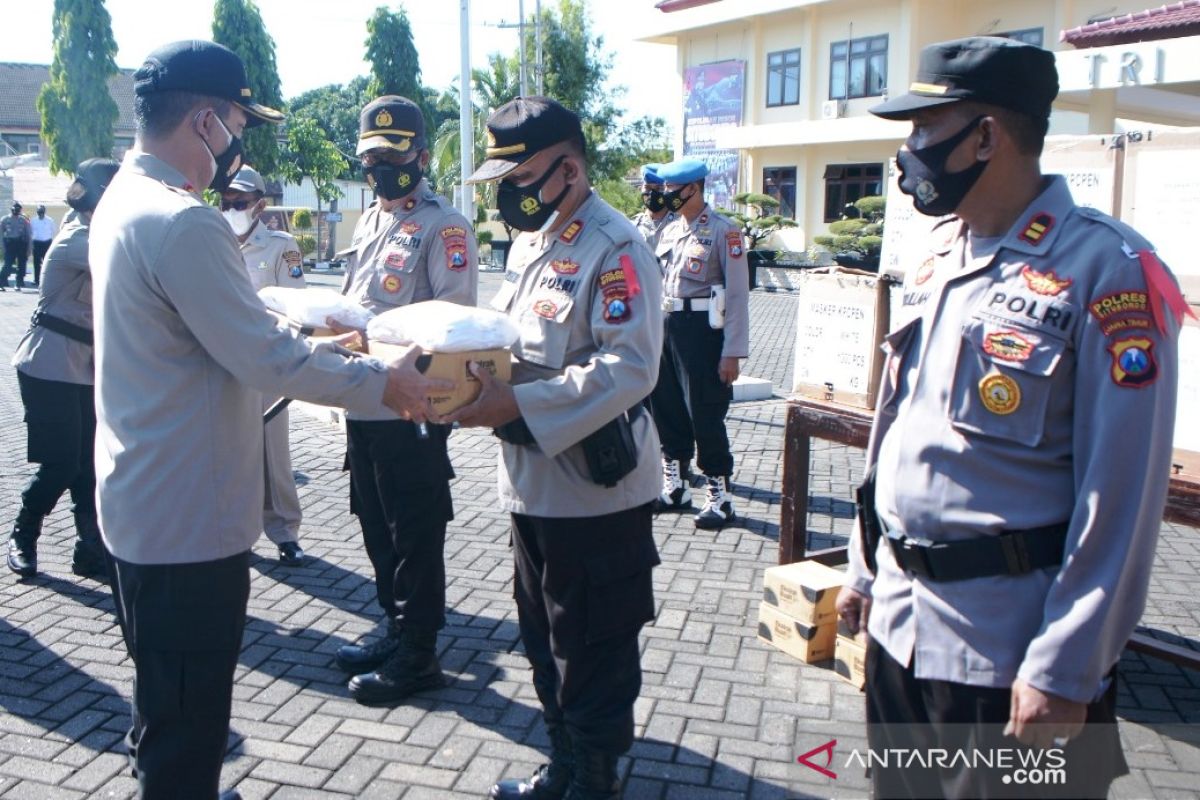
[135,91,231,139]
[960,101,1047,157]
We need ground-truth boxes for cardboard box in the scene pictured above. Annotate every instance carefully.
[791,267,890,409]
[833,634,867,690]
[369,341,512,414]
[761,560,844,625]
[756,602,836,663]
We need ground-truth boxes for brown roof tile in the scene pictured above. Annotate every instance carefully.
[1061,1,1200,47]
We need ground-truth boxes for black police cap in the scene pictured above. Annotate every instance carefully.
[870,36,1059,121]
[466,96,584,184]
[133,40,284,128]
[357,96,426,156]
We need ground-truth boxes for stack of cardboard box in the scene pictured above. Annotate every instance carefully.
[756,561,843,664]
[834,620,868,690]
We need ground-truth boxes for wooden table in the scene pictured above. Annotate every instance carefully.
[780,396,1200,669]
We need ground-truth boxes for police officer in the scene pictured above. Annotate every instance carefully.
[89,40,446,799]
[0,201,31,291]
[7,159,119,580]
[631,163,675,252]
[221,164,307,566]
[649,159,749,528]
[331,95,479,707]
[835,37,1185,799]
[30,204,56,287]
[449,96,663,800]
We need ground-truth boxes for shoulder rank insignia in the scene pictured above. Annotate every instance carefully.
[1021,265,1071,296]
[559,220,584,244]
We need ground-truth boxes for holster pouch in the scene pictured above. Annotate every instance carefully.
[494,418,537,446]
[582,409,640,488]
[708,285,726,329]
[855,463,882,574]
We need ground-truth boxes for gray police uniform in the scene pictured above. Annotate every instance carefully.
[491,191,663,754]
[339,179,477,633]
[650,204,749,476]
[632,208,676,252]
[1,212,31,288]
[847,176,1180,792]
[10,220,99,528]
[238,221,306,547]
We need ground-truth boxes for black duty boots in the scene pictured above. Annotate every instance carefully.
[490,725,574,799]
[348,628,444,706]
[71,511,108,579]
[6,509,43,577]
[335,618,403,674]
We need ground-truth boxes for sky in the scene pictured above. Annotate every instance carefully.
[1,0,679,130]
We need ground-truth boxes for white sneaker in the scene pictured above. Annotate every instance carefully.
[653,458,693,511]
[694,474,735,529]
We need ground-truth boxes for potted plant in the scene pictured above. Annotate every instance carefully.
[812,195,885,271]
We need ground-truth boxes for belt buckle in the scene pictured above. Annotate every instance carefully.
[887,533,935,579]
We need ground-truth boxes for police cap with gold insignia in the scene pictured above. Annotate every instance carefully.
[357,96,425,156]
[870,36,1058,122]
[133,40,284,128]
[466,96,584,184]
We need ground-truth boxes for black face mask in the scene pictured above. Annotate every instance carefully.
[663,185,692,213]
[202,113,243,194]
[497,155,569,232]
[364,159,424,201]
[642,190,666,213]
[896,116,988,217]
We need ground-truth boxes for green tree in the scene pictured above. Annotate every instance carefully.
[720,192,798,250]
[365,6,423,107]
[289,76,371,179]
[813,195,886,268]
[279,119,347,259]
[212,0,285,177]
[36,0,119,175]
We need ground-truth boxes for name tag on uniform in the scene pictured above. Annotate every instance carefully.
[257,261,269,271]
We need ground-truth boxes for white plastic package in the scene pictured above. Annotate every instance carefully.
[367,300,520,352]
[258,287,374,330]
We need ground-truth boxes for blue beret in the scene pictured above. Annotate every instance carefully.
[641,163,664,185]
[657,158,709,184]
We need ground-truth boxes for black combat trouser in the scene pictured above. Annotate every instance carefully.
[1,237,29,288]
[17,371,96,519]
[649,309,734,476]
[865,639,1127,800]
[31,238,51,284]
[346,419,454,633]
[106,550,250,800]
[511,505,659,754]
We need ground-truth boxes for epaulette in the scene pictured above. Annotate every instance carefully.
[593,204,637,246]
[1073,206,1152,253]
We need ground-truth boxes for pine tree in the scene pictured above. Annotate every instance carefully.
[213,0,284,177]
[364,6,424,107]
[36,0,119,175]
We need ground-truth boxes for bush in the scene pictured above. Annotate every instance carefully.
[292,208,314,230]
[477,230,494,245]
[812,235,835,249]
[828,218,868,236]
[295,234,316,256]
[855,195,886,220]
[832,235,857,251]
[858,235,883,255]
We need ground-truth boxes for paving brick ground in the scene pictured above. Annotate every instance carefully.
[1,271,1199,798]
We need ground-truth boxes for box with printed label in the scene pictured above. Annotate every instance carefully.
[791,267,891,409]
[368,342,512,414]
[833,634,867,690]
[756,602,836,663]
[761,560,844,625]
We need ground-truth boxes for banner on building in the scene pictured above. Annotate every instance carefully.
[683,60,745,211]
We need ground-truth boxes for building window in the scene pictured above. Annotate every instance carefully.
[26,143,41,155]
[997,27,1044,47]
[766,49,801,107]
[830,35,888,99]
[763,167,797,219]
[823,163,883,222]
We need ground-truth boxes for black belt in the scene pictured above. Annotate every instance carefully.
[885,521,1069,582]
[495,401,646,446]
[31,310,93,346]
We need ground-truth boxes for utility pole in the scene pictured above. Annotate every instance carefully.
[535,0,543,94]
[459,0,475,224]
[518,0,528,95]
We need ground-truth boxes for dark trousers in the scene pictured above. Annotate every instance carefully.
[31,238,51,284]
[512,505,659,754]
[106,550,251,800]
[17,371,96,520]
[346,419,454,632]
[865,639,1127,800]
[648,309,733,476]
[1,237,29,287]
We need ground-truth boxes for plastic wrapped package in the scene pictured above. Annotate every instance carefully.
[367,299,520,352]
[258,287,374,330]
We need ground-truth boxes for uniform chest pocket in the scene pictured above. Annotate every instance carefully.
[368,248,419,306]
[679,248,712,284]
[514,291,575,369]
[949,318,1067,447]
